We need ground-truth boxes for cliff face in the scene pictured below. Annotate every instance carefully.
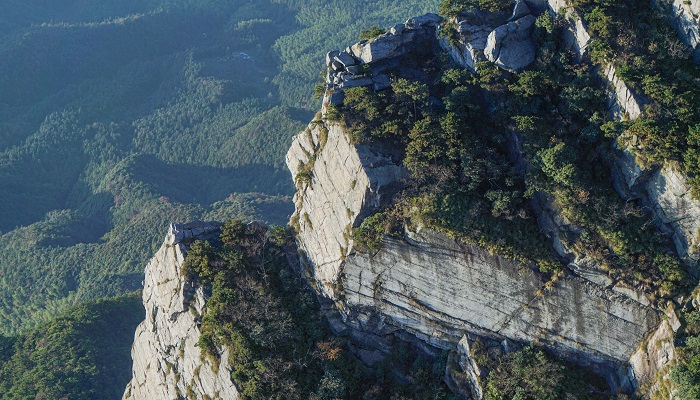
[287,118,659,386]
[119,2,700,399]
[288,2,700,396]
[660,0,700,55]
[123,222,240,400]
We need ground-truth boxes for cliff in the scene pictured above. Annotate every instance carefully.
[290,2,698,396]
[122,222,240,400]
[119,1,700,399]
[288,118,661,389]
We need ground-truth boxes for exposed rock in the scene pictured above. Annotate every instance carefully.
[322,13,440,114]
[372,74,392,91]
[658,0,700,53]
[342,229,658,366]
[339,76,374,89]
[286,121,407,299]
[390,23,405,35]
[326,50,340,67]
[287,121,661,389]
[405,12,442,28]
[546,1,591,57]
[605,65,644,120]
[510,0,531,21]
[524,0,549,14]
[123,222,240,400]
[484,15,536,72]
[621,320,677,396]
[647,165,700,266]
[439,17,493,71]
[456,335,485,400]
[334,51,357,68]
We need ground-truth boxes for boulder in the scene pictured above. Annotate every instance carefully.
[340,76,374,89]
[334,51,357,68]
[372,74,392,91]
[331,60,343,71]
[457,336,485,400]
[346,65,361,75]
[485,15,536,72]
[390,23,405,35]
[351,34,404,64]
[405,12,442,28]
[326,50,340,67]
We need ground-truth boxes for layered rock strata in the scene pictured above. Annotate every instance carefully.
[287,119,660,389]
[123,222,240,400]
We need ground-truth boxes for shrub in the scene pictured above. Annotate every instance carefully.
[351,213,387,253]
[359,26,385,41]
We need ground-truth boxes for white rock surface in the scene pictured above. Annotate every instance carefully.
[647,165,700,265]
[547,1,591,57]
[123,222,240,400]
[605,64,644,120]
[659,0,700,51]
[287,119,661,385]
[621,320,677,396]
[342,230,658,364]
[286,121,407,299]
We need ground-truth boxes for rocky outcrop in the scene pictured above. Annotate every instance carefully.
[484,14,536,72]
[322,14,441,112]
[605,64,644,120]
[342,229,658,366]
[658,0,700,55]
[287,119,661,390]
[286,121,407,299]
[123,222,240,400]
[622,319,678,397]
[439,2,537,72]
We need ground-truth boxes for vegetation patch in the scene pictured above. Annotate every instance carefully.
[183,220,454,399]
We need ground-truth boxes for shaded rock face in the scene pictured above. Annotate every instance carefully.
[485,14,536,72]
[342,230,658,367]
[614,158,700,267]
[123,222,240,400]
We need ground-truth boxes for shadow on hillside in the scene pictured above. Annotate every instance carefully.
[131,154,294,205]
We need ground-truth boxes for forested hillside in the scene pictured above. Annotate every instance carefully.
[0,295,143,400]
[0,0,437,335]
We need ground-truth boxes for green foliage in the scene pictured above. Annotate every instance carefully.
[573,0,700,200]
[438,0,511,18]
[359,26,386,41]
[0,0,437,335]
[0,294,143,400]
[345,6,686,293]
[672,309,700,398]
[351,213,387,252]
[186,221,454,400]
[484,345,609,400]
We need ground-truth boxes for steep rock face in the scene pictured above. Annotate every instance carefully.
[342,229,658,365]
[286,121,406,299]
[123,222,240,400]
[659,0,700,53]
[286,121,661,388]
